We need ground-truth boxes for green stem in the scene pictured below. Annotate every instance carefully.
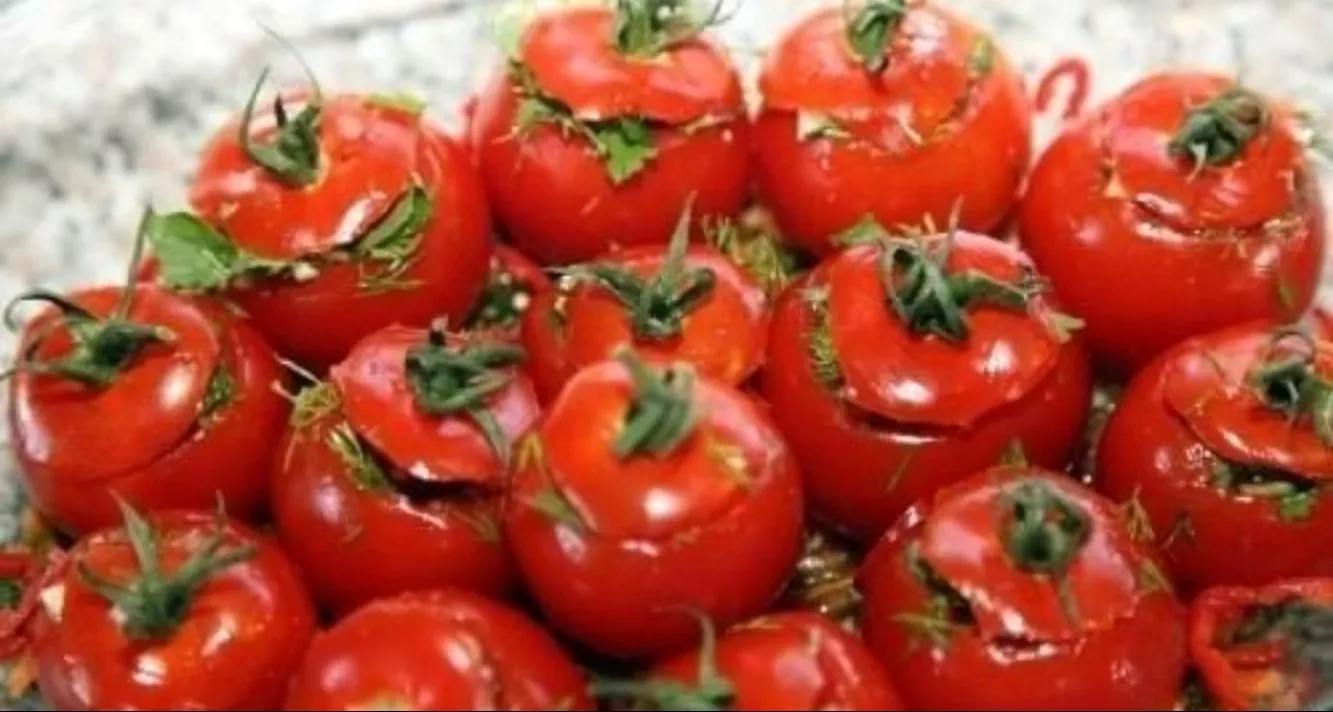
[844,0,909,75]
[77,498,255,641]
[1249,329,1333,446]
[1003,481,1091,579]
[612,0,731,58]
[614,349,698,459]
[591,611,735,711]
[238,64,323,187]
[1168,86,1269,172]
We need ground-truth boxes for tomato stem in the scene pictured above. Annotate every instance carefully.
[612,0,732,58]
[238,63,324,187]
[1169,86,1269,173]
[1003,481,1091,582]
[591,610,735,710]
[844,0,909,75]
[77,498,254,641]
[614,349,698,459]
[1249,328,1333,447]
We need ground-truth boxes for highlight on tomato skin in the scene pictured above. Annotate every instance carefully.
[505,350,805,660]
[858,466,1187,711]
[270,323,538,615]
[761,226,1092,544]
[1096,320,1333,595]
[6,283,289,537]
[29,506,317,711]
[1189,577,1333,711]
[1019,71,1327,378]
[282,588,594,711]
[752,2,1032,256]
[470,3,750,265]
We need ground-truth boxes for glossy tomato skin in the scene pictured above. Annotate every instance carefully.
[1020,72,1326,376]
[647,612,902,711]
[506,359,804,659]
[33,511,316,710]
[859,468,1186,711]
[471,6,750,265]
[9,287,288,536]
[521,245,770,403]
[761,237,1093,544]
[754,5,1031,255]
[1096,322,1333,594]
[190,95,493,370]
[283,589,594,710]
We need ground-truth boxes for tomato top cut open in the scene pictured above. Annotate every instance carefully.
[12,286,222,483]
[518,6,743,125]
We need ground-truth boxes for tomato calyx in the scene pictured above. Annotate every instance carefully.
[843,0,908,75]
[1247,329,1333,447]
[77,499,255,641]
[237,62,324,187]
[405,323,527,466]
[612,0,731,59]
[593,612,736,711]
[146,181,432,294]
[1003,481,1093,624]
[1168,86,1270,174]
[615,349,699,459]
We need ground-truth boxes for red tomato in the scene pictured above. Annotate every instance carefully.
[753,4,1031,256]
[272,324,537,614]
[471,4,749,265]
[1096,321,1333,593]
[598,611,902,710]
[178,87,492,370]
[506,352,804,659]
[522,209,770,402]
[1189,578,1333,711]
[761,230,1092,543]
[466,244,553,343]
[859,467,1186,710]
[30,507,316,710]
[283,589,593,710]
[1020,72,1326,376]
[7,284,287,535]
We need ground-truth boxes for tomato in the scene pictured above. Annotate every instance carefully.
[522,208,770,402]
[1096,321,1333,593]
[598,611,901,710]
[466,244,553,343]
[1189,578,1333,711]
[1020,72,1326,376]
[272,324,537,614]
[471,3,749,265]
[6,280,288,536]
[506,351,804,659]
[283,589,593,710]
[752,3,1031,256]
[157,81,491,370]
[859,467,1186,710]
[27,505,315,710]
[761,229,1092,543]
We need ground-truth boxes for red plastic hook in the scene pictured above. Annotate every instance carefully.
[1035,57,1093,121]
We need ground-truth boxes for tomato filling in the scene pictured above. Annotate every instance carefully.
[1208,596,1333,709]
[465,249,545,334]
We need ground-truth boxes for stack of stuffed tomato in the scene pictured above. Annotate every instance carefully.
[2,1,1331,710]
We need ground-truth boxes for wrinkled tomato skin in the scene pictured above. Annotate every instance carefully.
[761,276,1092,543]
[271,414,515,616]
[33,511,316,710]
[193,108,493,371]
[13,298,288,536]
[283,589,594,710]
[858,472,1186,711]
[1096,325,1333,593]
[650,612,903,710]
[471,73,751,266]
[1019,74,1326,377]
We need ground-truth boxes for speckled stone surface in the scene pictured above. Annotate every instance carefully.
[0,0,1330,557]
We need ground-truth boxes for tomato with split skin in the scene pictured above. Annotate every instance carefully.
[753,2,1031,255]
[522,208,770,403]
[27,508,316,710]
[859,467,1187,711]
[1097,321,1333,593]
[506,352,804,659]
[1020,71,1327,376]
[761,228,1092,543]
[272,324,538,615]
[158,82,492,370]
[6,283,288,536]
[471,3,749,265]
[283,588,593,710]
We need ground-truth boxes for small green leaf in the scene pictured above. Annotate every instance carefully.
[1279,488,1319,522]
[803,286,844,393]
[366,92,428,117]
[0,579,20,609]
[528,486,587,532]
[291,381,341,431]
[327,423,395,493]
[143,211,244,291]
[966,36,995,81]
[1044,310,1086,344]
[596,118,659,184]
[451,508,501,543]
[198,366,235,420]
[353,183,434,293]
[796,111,851,142]
[832,214,887,247]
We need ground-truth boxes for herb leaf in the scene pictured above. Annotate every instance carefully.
[598,118,659,185]
[353,183,433,292]
[144,211,285,291]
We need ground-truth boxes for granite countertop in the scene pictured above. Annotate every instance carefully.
[0,0,1331,539]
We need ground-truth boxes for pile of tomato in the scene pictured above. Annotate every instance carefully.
[2,0,1332,709]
